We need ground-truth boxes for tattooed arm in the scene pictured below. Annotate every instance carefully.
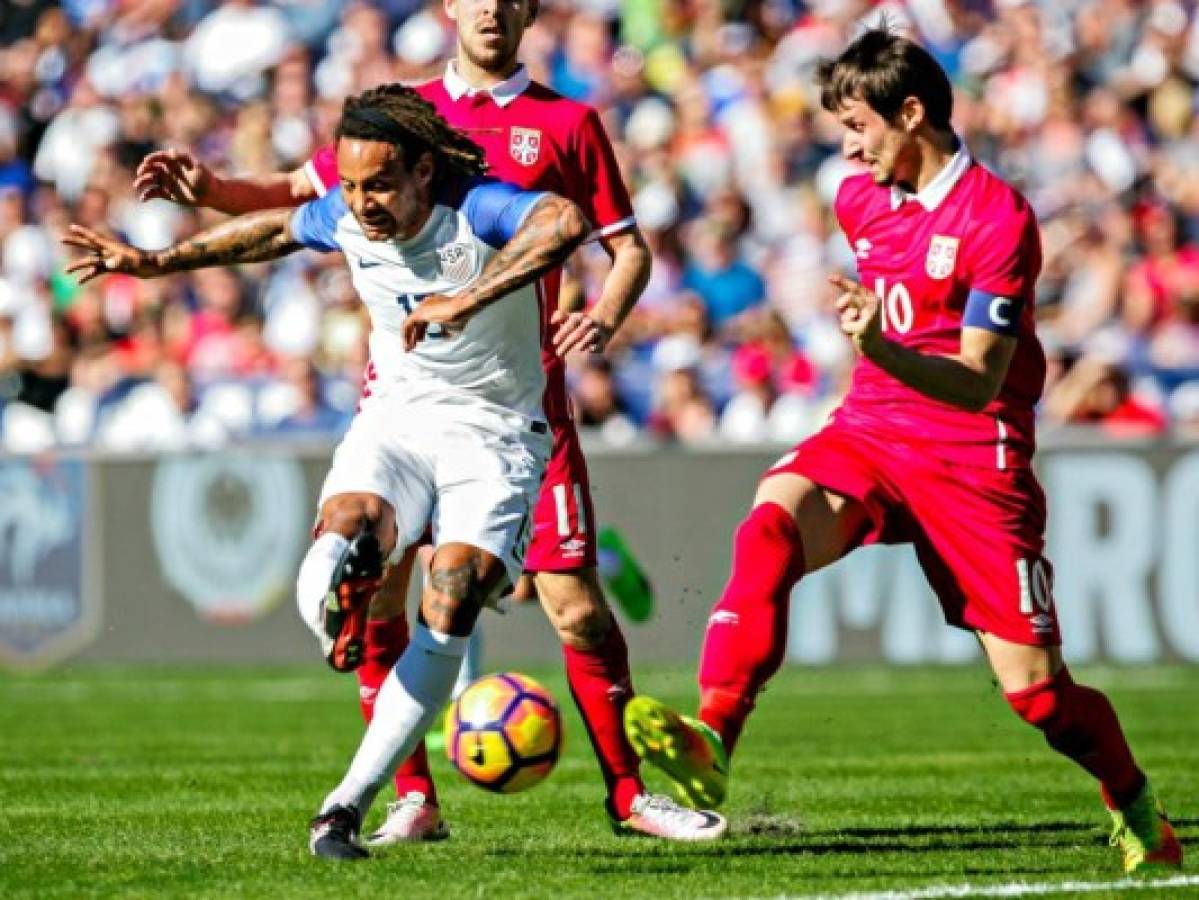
[402,196,590,349]
[62,209,301,283]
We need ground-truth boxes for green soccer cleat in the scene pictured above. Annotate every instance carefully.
[1107,781,1183,876]
[623,696,729,809]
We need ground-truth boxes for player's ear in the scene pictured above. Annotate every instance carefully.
[901,96,924,133]
[414,151,435,190]
[525,0,539,25]
[444,0,458,23]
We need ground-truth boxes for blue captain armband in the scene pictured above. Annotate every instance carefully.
[963,289,1022,336]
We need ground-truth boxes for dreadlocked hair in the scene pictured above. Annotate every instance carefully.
[336,84,488,186]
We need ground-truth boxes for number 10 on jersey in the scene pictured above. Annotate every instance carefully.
[873,278,914,335]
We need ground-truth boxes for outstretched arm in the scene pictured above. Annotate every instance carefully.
[403,196,591,349]
[551,228,652,357]
[63,208,301,283]
[135,149,317,215]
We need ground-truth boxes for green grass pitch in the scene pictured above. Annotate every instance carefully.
[1,664,1195,898]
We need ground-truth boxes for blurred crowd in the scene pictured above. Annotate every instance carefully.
[2,0,1199,453]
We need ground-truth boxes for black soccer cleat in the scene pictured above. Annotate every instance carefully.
[321,524,384,673]
[309,805,369,860]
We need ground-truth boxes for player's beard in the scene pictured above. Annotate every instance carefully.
[465,43,518,76]
[462,21,521,75]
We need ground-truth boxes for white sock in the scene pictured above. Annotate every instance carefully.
[295,532,348,641]
[320,624,470,816]
[452,628,483,700]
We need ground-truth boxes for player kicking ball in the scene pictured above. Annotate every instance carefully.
[624,29,1182,876]
[65,85,726,858]
[130,0,721,846]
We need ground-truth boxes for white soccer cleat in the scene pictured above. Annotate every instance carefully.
[612,793,728,841]
[366,792,449,846]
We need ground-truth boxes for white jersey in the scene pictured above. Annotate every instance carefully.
[291,179,549,422]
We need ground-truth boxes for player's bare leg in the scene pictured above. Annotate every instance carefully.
[625,473,869,808]
[537,568,725,840]
[312,542,505,859]
[295,493,396,672]
[981,633,1182,875]
[511,573,538,602]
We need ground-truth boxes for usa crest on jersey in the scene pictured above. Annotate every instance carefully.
[925,235,959,280]
[510,127,541,166]
[437,242,475,284]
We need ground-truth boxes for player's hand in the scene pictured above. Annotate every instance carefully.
[402,294,467,350]
[134,149,213,206]
[830,273,885,356]
[61,224,157,283]
[551,309,613,357]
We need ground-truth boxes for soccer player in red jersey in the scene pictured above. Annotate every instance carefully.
[623,29,1182,876]
[136,0,725,844]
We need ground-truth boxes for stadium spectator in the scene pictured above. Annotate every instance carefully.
[572,355,637,446]
[681,217,767,332]
[266,355,348,438]
[1,0,1199,450]
[1043,354,1169,438]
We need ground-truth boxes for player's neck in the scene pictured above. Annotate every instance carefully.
[397,205,435,242]
[453,54,521,91]
[908,130,961,195]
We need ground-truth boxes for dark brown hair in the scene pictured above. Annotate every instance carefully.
[336,84,488,186]
[816,29,954,130]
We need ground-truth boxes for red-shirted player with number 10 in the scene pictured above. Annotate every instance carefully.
[624,29,1182,876]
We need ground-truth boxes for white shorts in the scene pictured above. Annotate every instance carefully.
[317,396,550,588]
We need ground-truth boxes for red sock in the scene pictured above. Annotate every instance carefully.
[1005,668,1144,807]
[698,502,804,756]
[562,622,643,820]
[358,616,439,805]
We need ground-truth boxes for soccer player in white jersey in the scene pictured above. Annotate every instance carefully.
[64,84,718,859]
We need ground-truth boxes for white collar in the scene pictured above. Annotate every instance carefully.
[443,60,530,108]
[890,142,971,211]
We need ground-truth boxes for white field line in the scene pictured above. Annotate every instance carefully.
[771,874,1199,900]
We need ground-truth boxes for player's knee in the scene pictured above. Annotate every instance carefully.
[428,545,503,608]
[548,594,612,650]
[1005,668,1072,734]
[320,495,385,540]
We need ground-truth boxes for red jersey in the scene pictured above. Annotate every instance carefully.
[833,150,1046,469]
[304,63,636,428]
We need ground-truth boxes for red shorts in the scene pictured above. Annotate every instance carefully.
[523,419,597,573]
[769,422,1060,646]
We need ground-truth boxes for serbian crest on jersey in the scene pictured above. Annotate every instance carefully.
[510,127,542,166]
[925,235,960,280]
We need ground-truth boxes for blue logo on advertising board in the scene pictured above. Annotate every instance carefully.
[0,457,96,667]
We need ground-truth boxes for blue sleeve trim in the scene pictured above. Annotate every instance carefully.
[963,288,1022,336]
[461,178,549,248]
[290,189,347,252]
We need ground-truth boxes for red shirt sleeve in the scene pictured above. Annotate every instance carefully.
[568,108,635,240]
[967,193,1041,300]
[833,173,869,243]
[303,144,339,197]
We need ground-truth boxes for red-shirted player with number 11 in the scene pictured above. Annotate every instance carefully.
[624,28,1182,876]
